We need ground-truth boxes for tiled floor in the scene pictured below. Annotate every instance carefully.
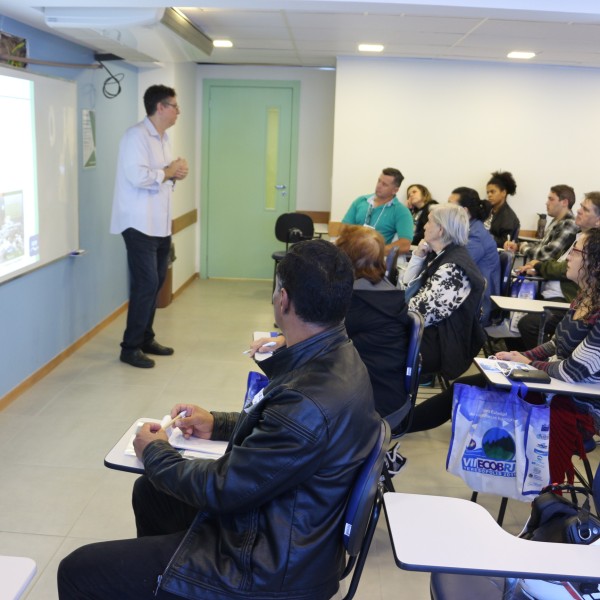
[1,279,591,599]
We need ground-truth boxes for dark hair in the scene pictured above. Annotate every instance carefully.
[143,85,176,116]
[573,228,600,321]
[382,167,404,188]
[487,171,517,196]
[584,192,600,216]
[336,225,386,284]
[406,184,433,205]
[276,239,354,326]
[451,186,492,222]
[551,184,576,209]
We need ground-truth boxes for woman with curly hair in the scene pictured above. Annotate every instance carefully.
[485,170,520,247]
[409,228,600,484]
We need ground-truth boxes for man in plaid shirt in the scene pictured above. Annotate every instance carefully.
[506,184,578,261]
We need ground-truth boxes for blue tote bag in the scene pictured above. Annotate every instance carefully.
[446,383,550,502]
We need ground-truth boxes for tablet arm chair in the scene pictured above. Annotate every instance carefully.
[384,310,424,438]
[384,247,400,287]
[272,213,314,294]
[338,419,391,600]
[383,492,600,600]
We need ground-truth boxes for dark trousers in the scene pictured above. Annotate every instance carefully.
[517,300,566,349]
[57,477,199,599]
[409,373,487,432]
[121,228,171,351]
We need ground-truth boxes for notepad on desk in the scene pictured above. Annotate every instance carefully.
[124,417,228,460]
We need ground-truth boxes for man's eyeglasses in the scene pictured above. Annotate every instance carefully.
[162,101,180,111]
[569,246,586,257]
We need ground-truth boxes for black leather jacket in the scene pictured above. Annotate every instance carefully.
[142,324,380,600]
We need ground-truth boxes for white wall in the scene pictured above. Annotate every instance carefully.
[331,56,600,230]
[196,65,336,214]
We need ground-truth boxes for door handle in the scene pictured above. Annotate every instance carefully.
[275,184,287,190]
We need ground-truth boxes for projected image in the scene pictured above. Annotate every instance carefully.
[0,191,25,263]
[0,74,39,281]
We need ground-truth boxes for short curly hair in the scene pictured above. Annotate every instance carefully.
[487,171,517,196]
[276,239,354,326]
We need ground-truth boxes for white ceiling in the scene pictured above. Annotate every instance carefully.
[3,1,600,68]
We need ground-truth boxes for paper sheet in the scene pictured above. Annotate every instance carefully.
[124,417,228,460]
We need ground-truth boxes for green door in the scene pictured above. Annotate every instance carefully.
[201,80,300,279]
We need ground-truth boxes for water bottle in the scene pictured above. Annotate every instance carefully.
[536,213,547,239]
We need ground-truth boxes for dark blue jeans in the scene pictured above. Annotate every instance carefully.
[121,228,171,351]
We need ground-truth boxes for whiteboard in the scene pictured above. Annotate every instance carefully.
[0,64,77,284]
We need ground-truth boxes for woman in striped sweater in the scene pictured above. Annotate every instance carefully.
[495,228,600,383]
[408,228,600,483]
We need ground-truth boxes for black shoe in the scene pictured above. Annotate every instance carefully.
[120,349,155,368]
[381,443,407,482]
[419,372,434,387]
[141,340,174,356]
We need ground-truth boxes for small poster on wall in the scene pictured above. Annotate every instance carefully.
[0,31,27,68]
[82,109,97,169]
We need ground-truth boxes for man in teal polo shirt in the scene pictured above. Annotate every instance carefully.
[342,167,413,253]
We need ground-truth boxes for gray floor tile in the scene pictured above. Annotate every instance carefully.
[1,278,592,599]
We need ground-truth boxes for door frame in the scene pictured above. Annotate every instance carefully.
[200,79,301,278]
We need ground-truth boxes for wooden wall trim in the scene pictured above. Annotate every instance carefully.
[0,302,128,411]
[297,210,330,224]
[172,209,198,235]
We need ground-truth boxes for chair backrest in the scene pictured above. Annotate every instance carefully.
[274,213,314,247]
[384,247,400,287]
[404,310,425,400]
[498,251,515,296]
[383,310,424,436]
[340,419,391,599]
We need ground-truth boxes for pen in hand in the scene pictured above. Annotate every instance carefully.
[161,410,187,431]
[242,341,277,355]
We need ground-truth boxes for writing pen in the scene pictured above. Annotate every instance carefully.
[161,410,187,431]
[242,341,277,355]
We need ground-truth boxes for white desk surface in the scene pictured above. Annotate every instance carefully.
[491,295,570,313]
[0,556,36,600]
[474,358,600,399]
[313,223,328,235]
[384,493,600,581]
[104,418,227,474]
[104,418,158,473]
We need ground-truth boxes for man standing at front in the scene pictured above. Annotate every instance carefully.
[111,84,188,369]
[57,239,380,600]
[342,167,413,253]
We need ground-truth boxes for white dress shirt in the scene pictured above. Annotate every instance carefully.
[110,116,174,237]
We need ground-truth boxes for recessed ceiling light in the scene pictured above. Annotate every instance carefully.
[213,40,233,48]
[358,44,384,53]
[507,51,535,60]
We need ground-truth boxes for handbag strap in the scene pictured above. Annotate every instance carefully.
[541,483,595,539]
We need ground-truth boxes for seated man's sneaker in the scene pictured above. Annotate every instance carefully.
[384,443,407,478]
[120,349,155,369]
[141,340,174,356]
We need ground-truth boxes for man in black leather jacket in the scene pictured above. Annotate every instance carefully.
[58,239,381,600]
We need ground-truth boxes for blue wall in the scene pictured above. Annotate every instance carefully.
[0,15,138,398]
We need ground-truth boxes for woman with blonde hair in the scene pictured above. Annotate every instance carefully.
[403,203,486,380]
